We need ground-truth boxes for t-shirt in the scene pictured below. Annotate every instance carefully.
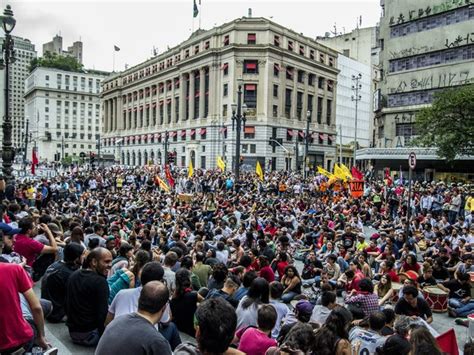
[417,275,437,288]
[349,327,386,355]
[109,287,141,317]
[95,313,172,355]
[259,266,275,283]
[270,300,289,339]
[0,263,34,351]
[442,280,471,299]
[236,297,259,330]
[238,327,277,355]
[394,297,432,321]
[342,232,356,249]
[170,291,198,337]
[13,233,44,267]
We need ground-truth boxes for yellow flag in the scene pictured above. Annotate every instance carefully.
[317,166,333,178]
[334,164,347,182]
[340,163,352,180]
[256,161,264,181]
[157,176,170,192]
[188,160,194,178]
[217,156,226,172]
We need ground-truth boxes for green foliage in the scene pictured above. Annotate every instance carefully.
[29,52,83,73]
[414,84,474,161]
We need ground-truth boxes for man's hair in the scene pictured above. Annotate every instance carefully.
[369,311,386,332]
[164,251,178,267]
[321,291,336,307]
[394,315,412,337]
[402,285,419,298]
[382,308,395,324]
[195,251,205,262]
[83,247,107,268]
[359,278,374,293]
[458,272,470,282]
[140,262,165,285]
[63,242,84,264]
[345,270,355,279]
[270,281,284,299]
[257,304,277,331]
[224,274,241,289]
[138,281,169,314]
[93,223,103,233]
[195,298,237,354]
[242,270,258,288]
[18,217,34,234]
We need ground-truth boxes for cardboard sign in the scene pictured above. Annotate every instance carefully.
[350,180,364,198]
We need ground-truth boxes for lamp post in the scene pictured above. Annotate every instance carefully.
[163,130,169,165]
[231,80,247,183]
[351,73,362,167]
[304,110,311,178]
[0,5,16,184]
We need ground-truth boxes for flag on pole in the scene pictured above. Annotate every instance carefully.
[317,166,333,179]
[165,165,175,188]
[351,166,364,180]
[188,160,194,178]
[384,167,393,186]
[334,164,348,182]
[256,161,264,181]
[31,147,39,175]
[156,176,170,192]
[217,156,226,172]
[193,0,199,17]
[340,163,353,180]
[114,45,120,51]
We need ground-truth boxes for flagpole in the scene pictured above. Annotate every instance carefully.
[113,50,116,72]
[199,0,202,29]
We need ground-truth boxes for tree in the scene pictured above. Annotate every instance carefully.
[414,84,474,161]
[28,52,83,73]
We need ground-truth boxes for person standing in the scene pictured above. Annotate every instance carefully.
[66,247,112,346]
[95,281,172,355]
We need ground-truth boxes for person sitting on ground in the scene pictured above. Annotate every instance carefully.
[380,308,396,336]
[95,281,172,355]
[438,272,473,318]
[416,264,437,288]
[174,298,244,355]
[236,277,270,330]
[310,291,337,326]
[237,304,278,355]
[269,281,289,339]
[394,286,433,324]
[233,270,258,302]
[278,300,314,343]
[344,278,380,319]
[349,311,387,354]
[280,265,302,303]
[374,273,394,306]
[205,274,240,308]
[312,307,354,355]
[267,323,316,355]
[408,326,443,355]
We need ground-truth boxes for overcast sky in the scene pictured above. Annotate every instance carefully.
[5,0,380,72]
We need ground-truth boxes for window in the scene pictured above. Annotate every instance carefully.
[310,49,315,60]
[297,70,305,84]
[45,75,49,81]
[286,66,294,80]
[343,49,350,57]
[247,33,256,44]
[244,126,255,139]
[329,57,335,67]
[243,60,258,74]
[327,80,334,92]
[273,63,280,77]
[318,77,325,89]
[307,94,314,114]
[308,74,315,86]
[288,40,294,51]
[194,45,199,54]
[222,104,228,117]
[185,49,190,58]
[317,97,323,124]
[222,62,229,75]
[326,99,332,125]
[250,144,256,153]
[223,35,230,46]
[244,84,257,109]
[201,156,206,169]
[274,35,280,46]
[319,53,325,63]
[223,83,228,96]
[273,84,278,98]
[204,41,210,50]
[272,105,278,118]
[297,92,303,119]
[396,123,417,144]
[299,45,305,55]
[285,89,292,118]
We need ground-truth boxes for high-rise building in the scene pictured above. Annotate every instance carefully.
[101,17,339,171]
[24,67,108,162]
[0,35,37,153]
[357,0,474,179]
[43,35,83,64]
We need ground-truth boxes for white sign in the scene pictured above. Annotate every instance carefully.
[408,152,417,169]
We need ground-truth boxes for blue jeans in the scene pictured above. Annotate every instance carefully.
[449,298,474,317]
[337,257,349,272]
[281,291,299,303]
[69,329,100,347]
[159,321,182,350]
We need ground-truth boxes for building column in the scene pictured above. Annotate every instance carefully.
[302,73,308,120]
[179,73,186,122]
[199,67,206,119]
[103,99,109,133]
[209,64,218,120]
[171,81,176,125]
[291,72,297,120]
[189,72,195,120]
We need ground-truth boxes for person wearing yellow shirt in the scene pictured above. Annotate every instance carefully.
[116,176,123,191]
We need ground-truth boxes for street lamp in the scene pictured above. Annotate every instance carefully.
[231,80,247,184]
[163,130,169,165]
[0,5,16,184]
[304,110,311,178]
[351,73,362,167]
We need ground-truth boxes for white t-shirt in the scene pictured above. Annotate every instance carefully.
[349,327,386,355]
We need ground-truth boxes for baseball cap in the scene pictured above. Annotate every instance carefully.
[295,300,314,316]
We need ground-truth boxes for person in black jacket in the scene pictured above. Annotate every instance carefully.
[66,247,112,346]
[41,242,84,322]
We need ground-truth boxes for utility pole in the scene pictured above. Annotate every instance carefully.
[61,135,65,162]
[295,140,299,172]
[304,110,311,178]
[231,80,247,184]
[351,73,362,167]
[163,130,169,165]
[97,135,101,167]
[339,124,343,164]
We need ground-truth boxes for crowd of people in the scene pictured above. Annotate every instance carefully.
[0,165,473,355]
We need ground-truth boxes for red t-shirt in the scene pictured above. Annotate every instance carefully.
[259,266,275,283]
[402,262,420,273]
[13,234,44,267]
[238,327,277,355]
[0,263,34,351]
[386,270,400,283]
[276,261,288,279]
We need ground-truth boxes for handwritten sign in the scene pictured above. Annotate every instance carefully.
[350,180,364,198]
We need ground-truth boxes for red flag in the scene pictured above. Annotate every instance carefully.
[384,167,393,186]
[165,165,175,188]
[351,166,364,180]
[31,147,39,175]
[436,329,459,355]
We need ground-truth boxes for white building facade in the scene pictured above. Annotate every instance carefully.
[0,35,37,152]
[335,55,371,153]
[101,17,340,171]
[24,67,107,162]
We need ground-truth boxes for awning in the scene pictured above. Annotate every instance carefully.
[147,134,153,140]
[133,107,138,111]
[245,84,256,91]
[221,63,228,70]
[219,126,227,133]
[154,133,161,139]
[319,133,327,140]
[139,106,143,111]
[190,129,196,135]
[287,129,294,136]
[246,62,257,70]
[244,126,255,134]
[199,128,207,135]
[328,135,335,141]
[180,130,186,137]
[169,131,177,137]
[274,63,280,71]
[166,98,171,104]
[248,33,256,41]
[311,132,318,138]
[298,131,305,138]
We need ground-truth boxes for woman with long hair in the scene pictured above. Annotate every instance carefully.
[236,277,270,330]
[170,268,203,337]
[130,250,151,287]
[374,273,394,306]
[312,307,353,355]
[281,265,302,303]
[409,326,443,355]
